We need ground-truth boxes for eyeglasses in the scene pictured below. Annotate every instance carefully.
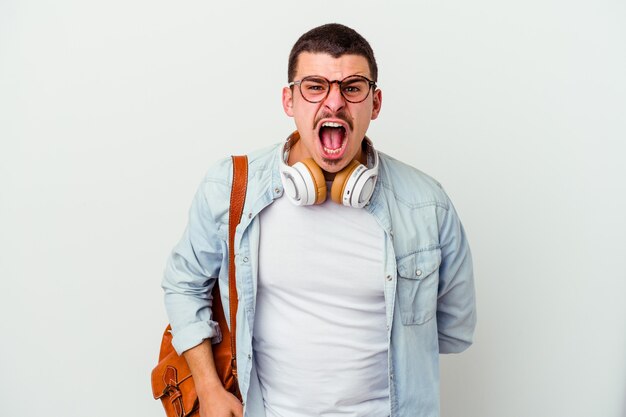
[289,75,377,103]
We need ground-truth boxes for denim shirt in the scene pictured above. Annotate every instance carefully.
[162,141,476,417]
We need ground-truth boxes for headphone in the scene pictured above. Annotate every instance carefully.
[278,132,379,208]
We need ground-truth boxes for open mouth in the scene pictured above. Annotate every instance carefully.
[318,121,347,158]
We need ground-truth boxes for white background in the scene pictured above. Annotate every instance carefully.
[1,1,625,416]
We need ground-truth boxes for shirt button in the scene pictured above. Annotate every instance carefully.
[243,257,249,263]
[415,269,422,277]
[274,187,281,194]
[247,353,251,359]
[248,212,252,219]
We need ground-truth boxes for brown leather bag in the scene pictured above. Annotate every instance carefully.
[151,155,248,417]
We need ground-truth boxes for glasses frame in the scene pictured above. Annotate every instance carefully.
[289,74,377,104]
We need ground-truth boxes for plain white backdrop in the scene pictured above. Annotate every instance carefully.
[1,1,625,416]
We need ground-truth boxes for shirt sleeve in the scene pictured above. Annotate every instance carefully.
[161,180,226,354]
[436,194,477,354]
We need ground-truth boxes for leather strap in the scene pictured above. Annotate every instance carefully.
[228,155,248,378]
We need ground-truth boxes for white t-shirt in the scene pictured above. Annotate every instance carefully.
[253,194,389,417]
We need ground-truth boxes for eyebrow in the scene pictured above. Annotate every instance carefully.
[299,74,368,81]
[300,75,328,81]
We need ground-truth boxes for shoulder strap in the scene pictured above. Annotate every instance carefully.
[228,155,248,377]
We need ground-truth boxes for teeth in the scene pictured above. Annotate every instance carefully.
[323,147,342,155]
[322,122,343,128]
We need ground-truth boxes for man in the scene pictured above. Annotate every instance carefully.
[163,23,476,417]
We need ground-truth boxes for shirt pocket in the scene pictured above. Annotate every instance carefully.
[396,248,442,325]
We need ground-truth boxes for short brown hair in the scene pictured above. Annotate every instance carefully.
[288,23,378,82]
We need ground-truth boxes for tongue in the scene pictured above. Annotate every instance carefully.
[320,127,344,150]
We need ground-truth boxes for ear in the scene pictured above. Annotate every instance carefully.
[282,86,294,117]
[370,89,382,120]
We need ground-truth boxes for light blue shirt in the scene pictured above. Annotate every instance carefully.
[162,141,476,417]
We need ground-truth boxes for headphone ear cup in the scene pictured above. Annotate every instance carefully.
[299,158,327,204]
[330,160,360,205]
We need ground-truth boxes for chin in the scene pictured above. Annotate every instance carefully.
[320,157,345,169]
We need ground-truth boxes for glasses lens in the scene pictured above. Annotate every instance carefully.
[340,76,370,102]
[300,77,329,102]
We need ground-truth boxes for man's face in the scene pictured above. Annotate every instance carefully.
[282,52,382,175]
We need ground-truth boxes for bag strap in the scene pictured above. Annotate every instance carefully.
[228,155,248,378]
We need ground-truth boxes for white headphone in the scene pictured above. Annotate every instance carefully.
[278,132,379,208]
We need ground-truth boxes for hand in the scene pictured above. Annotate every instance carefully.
[198,387,243,417]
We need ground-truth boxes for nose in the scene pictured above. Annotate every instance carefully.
[323,81,346,112]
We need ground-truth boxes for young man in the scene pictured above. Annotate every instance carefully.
[162,23,476,417]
